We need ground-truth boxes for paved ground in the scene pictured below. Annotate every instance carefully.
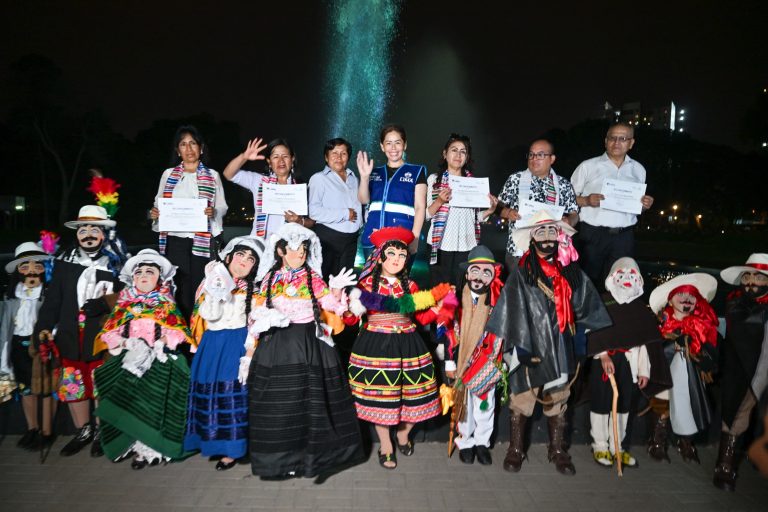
[0,436,766,512]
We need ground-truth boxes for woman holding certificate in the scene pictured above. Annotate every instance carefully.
[150,125,228,320]
[425,133,498,286]
[223,138,314,241]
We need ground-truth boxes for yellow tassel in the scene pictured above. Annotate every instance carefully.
[412,290,436,311]
[439,384,455,415]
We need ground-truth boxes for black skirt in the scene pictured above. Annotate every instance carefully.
[248,322,363,478]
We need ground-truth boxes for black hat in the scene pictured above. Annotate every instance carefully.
[459,245,498,270]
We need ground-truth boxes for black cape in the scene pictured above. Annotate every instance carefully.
[486,264,611,394]
[587,293,673,396]
[721,294,768,429]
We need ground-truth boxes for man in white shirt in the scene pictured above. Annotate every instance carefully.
[570,123,654,286]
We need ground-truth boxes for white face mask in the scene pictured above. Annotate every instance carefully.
[606,267,644,304]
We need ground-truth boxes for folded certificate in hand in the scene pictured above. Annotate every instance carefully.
[600,179,646,215]
[447,176,490,208]
[158,198,208,233]
[517,198,565,224]
[262,183,308,215]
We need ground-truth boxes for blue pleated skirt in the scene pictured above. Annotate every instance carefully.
[184,326,249,459]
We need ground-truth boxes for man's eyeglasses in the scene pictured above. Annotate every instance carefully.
[606,136,633,143]
[527,152,553,160]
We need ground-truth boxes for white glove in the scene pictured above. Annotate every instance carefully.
[153,339,168,364]
[328,267,357,290]
[248,306,290,335]
[238,356,251,385]
[203,262,235,302]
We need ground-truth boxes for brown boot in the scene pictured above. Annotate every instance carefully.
[503,411,527,472]
[713,433,737,491]
[676,436,700,464]
[647,414,670,462]
[547,415,575,475]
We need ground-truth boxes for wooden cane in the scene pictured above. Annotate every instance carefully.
[608,373,622,477]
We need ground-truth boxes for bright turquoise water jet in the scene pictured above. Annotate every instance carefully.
[325,0,402,151]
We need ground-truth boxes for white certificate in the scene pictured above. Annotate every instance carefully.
[447,176,490,208]
[262,183,308,215]
[517,198,565,224]
[600,179,647,214]
[158,198,208,233]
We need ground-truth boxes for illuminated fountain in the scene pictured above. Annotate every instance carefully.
[324,0,402,151]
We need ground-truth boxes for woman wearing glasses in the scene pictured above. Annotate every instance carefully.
[425,134,498,286]
[496,139,579,272]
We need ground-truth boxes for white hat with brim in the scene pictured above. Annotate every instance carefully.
[64,205,116,229]
[511,210,577,254]
[720,253,768,285]
[119,249,176,286]
[256,223,323,281]
[649,272,718,314]
[220,236,266,261]
[4,242,53,274]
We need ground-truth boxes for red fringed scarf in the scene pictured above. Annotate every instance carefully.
[660,284,719,355]
[522,253,574,334]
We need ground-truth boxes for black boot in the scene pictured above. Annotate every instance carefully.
[90,426,104,457]
[503,412,527,472]
[713,432,738,491]
[60,424,94,456]
[647,414,670,462]
[676,436,700,464]
[547,414,575,475]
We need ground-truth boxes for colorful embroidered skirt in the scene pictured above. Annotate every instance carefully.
[348,329,441,426]
[185,327,249,459]
[248,322,363,478]
[94,350,190,461]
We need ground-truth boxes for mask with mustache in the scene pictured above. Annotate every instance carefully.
[466,263,495,295]
[670,292,697,317]
[76,226,105,253]
[743,284,768,300]
[533,239,558,259]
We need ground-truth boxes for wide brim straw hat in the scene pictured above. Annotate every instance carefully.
[119,248,176,286]
[63,205,116,229]
[511,210,576,254]
[4,242,53,274]
[720,253,768,285]
[649,272,718,314]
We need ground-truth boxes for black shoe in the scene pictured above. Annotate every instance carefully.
[475,445,492,465]
[216,459,237,471]
[459,448,475,464]
[60,424,94,456]
[18,429,40,450]
[40,434,56,450]
[131,457,149,470]
[90,428,104,458]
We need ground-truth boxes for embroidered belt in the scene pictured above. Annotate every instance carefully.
[365,313,416,334]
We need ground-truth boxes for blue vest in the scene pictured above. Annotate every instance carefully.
[361,163,426,248]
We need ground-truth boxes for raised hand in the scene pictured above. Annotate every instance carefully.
[356,151,374,179]
[329,267,358,289]
[243,138,268,161]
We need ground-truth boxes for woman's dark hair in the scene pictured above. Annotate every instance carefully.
[323,138,352,158]
[521,239,582,290]
[223,245,260,319]
[264,239,322,329]
[265,138,296,176]
[437,133,473,174]
[170,125,208,166]
[379,124,407,144]
[370,240,411,295]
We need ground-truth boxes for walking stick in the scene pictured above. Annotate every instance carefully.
[608,373,622,477]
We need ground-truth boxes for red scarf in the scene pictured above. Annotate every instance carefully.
[523,253,574,334]
[660,285,718,355]
[726,288,768,304]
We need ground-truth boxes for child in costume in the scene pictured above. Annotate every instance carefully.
[586,257,671,469]
[0,239,56,450]
[647,273,719,464]
[34,205,123,457]
[347,226,455,470]
[247,223,362,479]
[93,249,193,469]
[714,254,768,491]
[185,236,265,471]
[440,245,504,465]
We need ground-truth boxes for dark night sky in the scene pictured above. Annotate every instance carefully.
[2,0,766,175]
